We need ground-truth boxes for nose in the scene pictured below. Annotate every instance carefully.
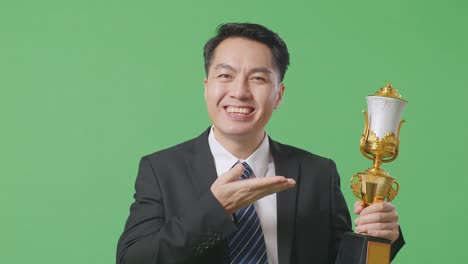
[229,77,251,100]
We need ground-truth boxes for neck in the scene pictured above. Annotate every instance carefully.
[213,129,265,160]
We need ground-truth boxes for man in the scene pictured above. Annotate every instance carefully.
[116,23,404,264]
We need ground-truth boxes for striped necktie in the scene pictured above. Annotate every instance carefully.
[228,162,268,264]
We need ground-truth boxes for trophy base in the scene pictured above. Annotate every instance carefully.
[335,232,391,264]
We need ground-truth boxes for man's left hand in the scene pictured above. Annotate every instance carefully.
[354,201,400,243]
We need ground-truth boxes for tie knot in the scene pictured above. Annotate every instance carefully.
[240,161,253,180]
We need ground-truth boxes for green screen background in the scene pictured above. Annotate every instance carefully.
[1,0,467,263]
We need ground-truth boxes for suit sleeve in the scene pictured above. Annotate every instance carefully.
[390,224,406,260]
[116,157,237,264]
[329,159,354,261]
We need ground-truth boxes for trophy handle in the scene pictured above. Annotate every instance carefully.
[382,119,405,163]
[360,110,374,161]
[386,180,400,202]
[350,174,363,200]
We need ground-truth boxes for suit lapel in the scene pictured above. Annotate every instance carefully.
[187,128,219,196]
[185,128,229,263]
[271,139,299,264]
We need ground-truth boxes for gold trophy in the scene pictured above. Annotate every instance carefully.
[335,83,407,264]
[351,83,407,207]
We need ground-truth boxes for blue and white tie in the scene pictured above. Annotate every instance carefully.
[228,162,268,264]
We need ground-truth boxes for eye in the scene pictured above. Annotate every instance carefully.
[251,76,266,82]
[217,73,231,79]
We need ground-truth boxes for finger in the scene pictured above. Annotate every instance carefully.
[354,201,364,214]
[219,163,245,183]
[361,202,395,215]
[238,179,295,205]
[239,176,295,192]
[253,178,296,201]
[367,229,399,243]
[261,178,296,194]
[233,177,295,203]
[355,222,398,234]
[355,211,398,225]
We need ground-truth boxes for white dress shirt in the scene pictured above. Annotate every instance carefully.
[208,127,278,264]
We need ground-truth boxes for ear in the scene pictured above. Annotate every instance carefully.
[274,83,285,109]
[203,78,208,99]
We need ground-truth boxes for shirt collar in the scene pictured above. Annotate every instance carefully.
[208,126,270,178]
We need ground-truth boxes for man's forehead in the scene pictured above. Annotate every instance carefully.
[209,38,277,73]
[213,38,272,59]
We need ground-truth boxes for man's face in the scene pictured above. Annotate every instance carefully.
[204,37,284,141]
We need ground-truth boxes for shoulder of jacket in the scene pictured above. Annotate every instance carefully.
[141,136,199,164]
[270,139,334,165]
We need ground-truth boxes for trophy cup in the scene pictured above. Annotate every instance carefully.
[335,83,407,264]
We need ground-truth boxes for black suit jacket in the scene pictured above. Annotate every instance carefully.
[116,129,404,263]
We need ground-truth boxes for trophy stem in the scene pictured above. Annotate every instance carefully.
[373,155,383,170]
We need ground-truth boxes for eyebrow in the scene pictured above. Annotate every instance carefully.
[248,67,272,75]
[214,63,236,72]
[213,63,272,75]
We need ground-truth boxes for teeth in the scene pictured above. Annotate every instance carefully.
[226,106,252,114]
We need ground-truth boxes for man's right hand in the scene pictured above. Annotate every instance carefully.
[210,163,296,214]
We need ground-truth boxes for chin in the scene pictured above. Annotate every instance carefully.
[215,122,262,138]
[214,122,247,132]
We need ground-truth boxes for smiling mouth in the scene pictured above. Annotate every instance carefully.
[225,106,254,115]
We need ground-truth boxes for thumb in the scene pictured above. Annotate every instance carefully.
[354,200,364,214]
[219,163,244,183]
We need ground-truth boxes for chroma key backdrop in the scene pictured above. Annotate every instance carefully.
[1,0,467,263]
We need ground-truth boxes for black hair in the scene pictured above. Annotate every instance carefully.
[203,23,290,81]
